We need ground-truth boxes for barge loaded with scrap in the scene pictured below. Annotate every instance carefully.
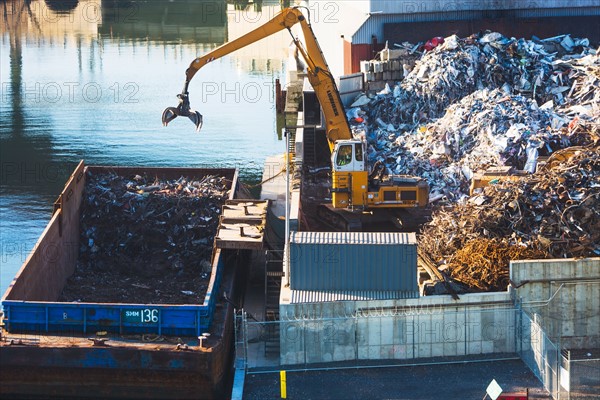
[0,161,269,399]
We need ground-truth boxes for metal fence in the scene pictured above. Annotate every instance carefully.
[238,307,519,373]
[236,306,599,399]
[561,350,600,400]
[515,308,600,400]
[517,309,562,398]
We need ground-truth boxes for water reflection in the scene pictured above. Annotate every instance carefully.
[1,0,66,198]
[99,0,227,43]
[1,0,293,295]
[44,0,79,14]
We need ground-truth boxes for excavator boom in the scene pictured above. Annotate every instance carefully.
[162,6,429,230]
[162,7,351,149]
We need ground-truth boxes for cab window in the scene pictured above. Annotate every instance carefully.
[336,145,352,166]
[355,144,363,161]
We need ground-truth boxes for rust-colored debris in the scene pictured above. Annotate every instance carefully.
[444,239,547,292]
[420,146,600,292]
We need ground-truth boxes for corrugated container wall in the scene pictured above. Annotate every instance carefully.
[288,232,417,292]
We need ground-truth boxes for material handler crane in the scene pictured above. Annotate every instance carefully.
[162,7,428,231]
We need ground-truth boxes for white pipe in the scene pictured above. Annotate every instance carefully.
[284,128,290,286]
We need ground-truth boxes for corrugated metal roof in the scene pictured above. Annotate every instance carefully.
[290,231,416,245]
[367,0,600,15]
[290,289,418,304]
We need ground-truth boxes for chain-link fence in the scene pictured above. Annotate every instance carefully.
[240,306,519,372]
[236,304,598,399]
[561,349,600,400]
[517,309,562,398]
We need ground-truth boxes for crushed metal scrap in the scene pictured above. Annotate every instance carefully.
[419,146,600,292]
[347,31,600,292]
[59,172,229,304]
[349,32,599,202]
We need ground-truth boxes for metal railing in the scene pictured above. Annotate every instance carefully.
[517,309,561,398]
[236,302,598,399]
[561,349,600,400]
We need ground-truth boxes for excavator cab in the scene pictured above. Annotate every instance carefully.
[332,140,366,172]
[161,92,203,132]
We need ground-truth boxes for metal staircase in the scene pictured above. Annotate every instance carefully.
[302,126,317,168]
[264,250,283,355]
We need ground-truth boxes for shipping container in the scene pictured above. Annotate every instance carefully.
[287,231,418,293]
[1,161,239,337]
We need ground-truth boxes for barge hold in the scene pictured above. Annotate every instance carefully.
[0,161,261,399]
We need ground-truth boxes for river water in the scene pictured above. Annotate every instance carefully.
[0,0,302,296]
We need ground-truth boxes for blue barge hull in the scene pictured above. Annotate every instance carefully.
[0,161,246,399]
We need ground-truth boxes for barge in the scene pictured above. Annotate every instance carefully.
[0,161,254,399]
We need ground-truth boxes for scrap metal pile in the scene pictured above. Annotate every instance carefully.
[59,172,229,304]
[419,146,600,291]
[349,32,600,292]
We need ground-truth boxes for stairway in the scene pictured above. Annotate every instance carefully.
[302,126,316,168]
[264,251,283,355]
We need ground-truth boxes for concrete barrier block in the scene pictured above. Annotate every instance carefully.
[431,342,444,357]
[417,343,432,358]
[320,351,333,363]
[443,341,459,356]
[380,344,395,359]
[281,351,303,365]
[368,345,380,359]
[368,320,381,346]
[333,345,355,362]
[381,318,394,345]
[394,344,412,359]
[468,340,482,355]
[393,319,410,346]
[332,319,354,346]
[356,318,368,346]
[358,344,369,359]
[380,49,389,61]
[467,312,483,341]
[482,341,495,354]
[360,60,370,73]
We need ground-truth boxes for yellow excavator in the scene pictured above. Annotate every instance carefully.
[162,7,428,231]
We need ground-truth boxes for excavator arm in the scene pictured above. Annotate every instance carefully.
[162,7,351,149]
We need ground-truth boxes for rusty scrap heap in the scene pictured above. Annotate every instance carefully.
[59,172,229,304]
[348,31,600,292]
[419,146,600,291]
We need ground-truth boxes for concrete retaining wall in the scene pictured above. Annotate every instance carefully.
[279,292,516,365]
[511,257,600,349]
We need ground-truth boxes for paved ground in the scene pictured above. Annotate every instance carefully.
[243,359,550,399]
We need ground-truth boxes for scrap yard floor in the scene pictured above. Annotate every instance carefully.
[243,358,550,399]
